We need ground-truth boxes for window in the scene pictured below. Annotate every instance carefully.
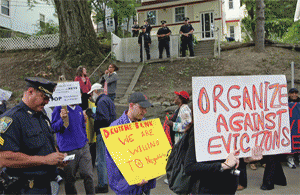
[147,11,156,25]
[1,0,9,16]
[230,26,235,38]
[175,7,185,22]
[229,0,233,9]
[40,14,45,28]
[106,17,113,27]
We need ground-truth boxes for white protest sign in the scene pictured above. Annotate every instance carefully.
[0,88,12,101]
[45,81,81,107]
[192,75,291,162]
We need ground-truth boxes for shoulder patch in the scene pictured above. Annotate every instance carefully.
[0,117,13,134]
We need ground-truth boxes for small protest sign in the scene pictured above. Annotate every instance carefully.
[192,75,291,162]
[289,102,300,153]
[101,118,172,185]
[45,81,81,107]
[0,88,12,101]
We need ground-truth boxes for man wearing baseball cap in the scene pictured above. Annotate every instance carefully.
[288,88,300,103]
[86,83,116,193]
[166,91,192,145]
[105,92,156,194]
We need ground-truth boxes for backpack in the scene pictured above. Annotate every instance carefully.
[166,131,192,194]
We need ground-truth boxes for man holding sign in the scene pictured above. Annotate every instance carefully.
[105,92,156,194]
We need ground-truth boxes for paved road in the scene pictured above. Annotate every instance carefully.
[57,163,300,194]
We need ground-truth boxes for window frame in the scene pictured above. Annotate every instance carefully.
[1,0,10,16]
[175,6,185,23]
[229,0,233,9]
[147,10,157,25]
[230,26,235,38]
[106,17,114,27]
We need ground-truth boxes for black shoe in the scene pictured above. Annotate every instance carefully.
[260,184,274,190]
[274,182,287,186]
[95,185,109,193]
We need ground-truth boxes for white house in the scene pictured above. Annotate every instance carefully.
[136,0,246,42]
[0,0,58,37]
[92,8,135,35]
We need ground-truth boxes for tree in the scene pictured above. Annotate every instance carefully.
[255,0,265,52]
[90,0,109,34]
[28,0,104,69]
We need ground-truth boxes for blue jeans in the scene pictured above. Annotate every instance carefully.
[96,134,108,188]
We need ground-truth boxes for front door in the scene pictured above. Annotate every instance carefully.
[201,12,214,39]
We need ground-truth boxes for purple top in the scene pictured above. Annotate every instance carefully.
[105,110,156,194]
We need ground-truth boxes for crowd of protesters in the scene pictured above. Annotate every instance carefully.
[0,68,299,195]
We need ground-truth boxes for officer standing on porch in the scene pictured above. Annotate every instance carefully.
[131,20,140,37]
[138,25,151,62]
[179,17,195,57]
[157,20,171,59]
[144,19,152,34]
[0,77,67,194]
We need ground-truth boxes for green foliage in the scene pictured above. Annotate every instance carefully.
[241,0,296,41]
[282,21,300,44]
[158,66,166,72]
[35,21,59,35]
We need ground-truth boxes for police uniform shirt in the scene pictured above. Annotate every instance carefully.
[157,26,171,41]
[132,24,140,37]
[0,101,56,176]
[180,24,194,39]
[145,24,152,33]
[138,32,151,45]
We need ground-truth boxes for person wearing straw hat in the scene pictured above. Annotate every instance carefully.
[86,83,116,193]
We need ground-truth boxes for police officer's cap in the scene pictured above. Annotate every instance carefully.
[184,17,189,21]
[141,25,146,29]
[161,20,167,24]
[25,77,57,98]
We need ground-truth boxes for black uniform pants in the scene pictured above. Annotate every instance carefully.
[262,155,287,188]
[181,39,194,57]
[140,44,150,61]
[158,41,170,58]
[238,158,247,188]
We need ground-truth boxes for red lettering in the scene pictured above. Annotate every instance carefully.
[229,112,244,132]
[282,127,291,147]
[118,134,134,145]
[251,112,264,131]
[279,84,288,106]
[227,85,241,108]
[103,129,110,139]
[208,136,222,154]
[265,112,276,130]
[253,83,263,110]
[232,133,240,153]
[292,135,300,150]
[221,134,232,154]
[289,103,297,118]
[240,133,250,153]
[264,82,270,111]
[244,113,253,131]
[269,83,280,108]
[198,87,210,114]
[216,114,229,133]
[264,131,272,151]
[243,86,253,110]
[135,123,139,129]
[213,85,229,112]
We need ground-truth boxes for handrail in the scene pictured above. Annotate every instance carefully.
[89,51,112,79]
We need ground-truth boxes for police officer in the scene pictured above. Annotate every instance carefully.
[0,77,67,194]
[0,100,6,115]
[131,20,140,37]
[157,20,171,59]
[180,17,195,57]
[144,19,152,34]
[138,25,151,62]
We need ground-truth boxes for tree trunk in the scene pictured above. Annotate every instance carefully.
[53,0,104,69]
[103,8,107,33]
[114,14,119,35]
[255,0,265,52]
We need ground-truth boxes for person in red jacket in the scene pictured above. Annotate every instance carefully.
[74,66,91,110]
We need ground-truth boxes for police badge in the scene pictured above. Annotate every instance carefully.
[0,117,13,134]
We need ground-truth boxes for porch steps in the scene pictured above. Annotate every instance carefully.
[193,40,215,58]
[115,62,144,100]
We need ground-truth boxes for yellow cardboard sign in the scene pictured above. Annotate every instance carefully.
[101,118,172,185]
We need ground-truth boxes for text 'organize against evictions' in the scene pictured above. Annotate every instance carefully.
[100,118,172,185]
[192,75,291,162]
